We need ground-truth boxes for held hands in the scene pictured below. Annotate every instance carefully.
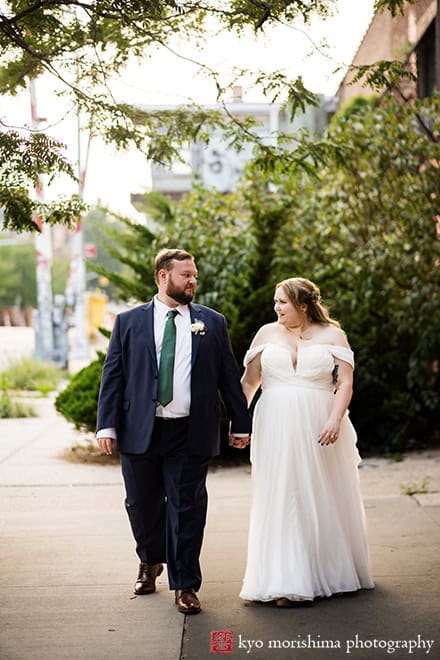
[318,417,341,446]
[97,436,117,455]
[228,434,251,449]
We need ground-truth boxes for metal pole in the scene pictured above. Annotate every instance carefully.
[30,78,54,362]
[66,115,90,359]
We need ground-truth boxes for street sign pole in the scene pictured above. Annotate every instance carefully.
[30,78,54,362]
[66,115,91,359]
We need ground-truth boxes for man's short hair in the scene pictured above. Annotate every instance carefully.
[154,248,195,283]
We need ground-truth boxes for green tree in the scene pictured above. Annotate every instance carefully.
[92,184,253,325]
[61,94,439,454]
[0,0,415,232]
[83,206,129,299]
[0,129,86,232]
[0,241,71,309]
[271,94,440,451]
[0,253,21,307]
[0,243,36,308]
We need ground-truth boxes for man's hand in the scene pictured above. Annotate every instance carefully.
[228,434,250,449]
[97,436,117,455]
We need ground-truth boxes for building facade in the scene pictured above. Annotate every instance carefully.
[338,0,438,103]
[137,91,332,200]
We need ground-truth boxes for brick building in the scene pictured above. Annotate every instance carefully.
[338,0,438,103]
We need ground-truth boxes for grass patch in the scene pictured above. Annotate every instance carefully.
[0,380,36,418]
[400,477,431,496]
[1,357,65,394]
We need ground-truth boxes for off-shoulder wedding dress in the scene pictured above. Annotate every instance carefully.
[239,343,374,602]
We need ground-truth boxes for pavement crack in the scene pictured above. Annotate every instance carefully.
[179,614,188,660]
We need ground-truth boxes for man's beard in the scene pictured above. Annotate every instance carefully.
[166,278,195,305]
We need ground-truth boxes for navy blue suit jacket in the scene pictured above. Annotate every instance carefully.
[96,301,252,455]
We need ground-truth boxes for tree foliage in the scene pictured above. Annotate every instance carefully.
[92,183,253,329]
[374,0,418,16]
[0,240,70,308]
[0,0,414,231]
[82,206,130,298]
[0,129,85,232]
[0,242,36,308]
[271,95,440,452]
[80,93,440,454]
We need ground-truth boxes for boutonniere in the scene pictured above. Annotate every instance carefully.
[191,319,206,335]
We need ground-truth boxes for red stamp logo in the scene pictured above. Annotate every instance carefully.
[210,630,233,654]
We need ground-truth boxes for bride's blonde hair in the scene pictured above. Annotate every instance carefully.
[276,277,340,327]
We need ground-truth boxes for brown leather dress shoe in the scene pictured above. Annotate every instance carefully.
[134,563,163,595]
[175,588,201,614]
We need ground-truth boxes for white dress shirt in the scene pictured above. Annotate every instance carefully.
[154,296,192,418]
[96,296,192,441]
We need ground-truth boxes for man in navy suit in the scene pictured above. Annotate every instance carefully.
[96,248,251,614]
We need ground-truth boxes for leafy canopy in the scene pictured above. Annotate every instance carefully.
[0,0,415,231]
[86,92,440,453]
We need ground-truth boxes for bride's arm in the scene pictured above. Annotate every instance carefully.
[241,354,262,407]
[318,359,353,445]
[241,325,272,406]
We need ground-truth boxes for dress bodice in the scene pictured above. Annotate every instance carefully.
[244,343,354,391]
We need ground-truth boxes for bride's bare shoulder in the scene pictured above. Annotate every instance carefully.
[251,322,279,346]
[323,325,350,348]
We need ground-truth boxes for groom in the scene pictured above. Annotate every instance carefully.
[96,248,251,614]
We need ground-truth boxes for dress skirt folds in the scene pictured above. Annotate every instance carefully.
[239,343,374,602]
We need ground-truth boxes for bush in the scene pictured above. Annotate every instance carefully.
[55,352,105,433]
[1,357,64,394]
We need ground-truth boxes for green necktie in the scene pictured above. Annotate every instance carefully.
[157,309,178,406]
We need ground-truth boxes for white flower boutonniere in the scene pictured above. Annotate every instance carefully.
[191,319,207,335]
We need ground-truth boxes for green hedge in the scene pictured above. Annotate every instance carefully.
[55,352,105,433]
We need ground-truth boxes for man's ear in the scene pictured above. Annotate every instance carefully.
[158,268,168,283]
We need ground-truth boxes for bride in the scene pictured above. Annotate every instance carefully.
[238,277,374,606]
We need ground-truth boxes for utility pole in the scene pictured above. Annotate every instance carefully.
[65,115,91,360]
[30,78,54,362]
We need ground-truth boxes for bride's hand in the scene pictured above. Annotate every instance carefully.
[318,418,341,445]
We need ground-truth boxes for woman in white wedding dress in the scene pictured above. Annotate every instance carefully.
[239,277,374,607]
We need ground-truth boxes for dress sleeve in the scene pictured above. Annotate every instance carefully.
[243,344,267,367]
[329,346,355,369]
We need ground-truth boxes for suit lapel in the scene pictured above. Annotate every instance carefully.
[189,304,205,369]
[141,301,158,369]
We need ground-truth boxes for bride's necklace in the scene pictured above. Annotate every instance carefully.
[286,325,313,340]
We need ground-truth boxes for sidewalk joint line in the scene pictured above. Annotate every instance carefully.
[0,482,122,488]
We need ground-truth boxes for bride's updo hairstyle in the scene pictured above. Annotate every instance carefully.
[276,277,340,327]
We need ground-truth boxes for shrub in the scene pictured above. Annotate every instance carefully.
[55,352,104,433]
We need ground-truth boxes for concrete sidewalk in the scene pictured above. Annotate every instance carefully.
[1,398,439,660]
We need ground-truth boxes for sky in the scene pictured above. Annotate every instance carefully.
[1,0,375,219]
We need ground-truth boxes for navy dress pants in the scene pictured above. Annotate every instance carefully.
[120,417,210,591]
